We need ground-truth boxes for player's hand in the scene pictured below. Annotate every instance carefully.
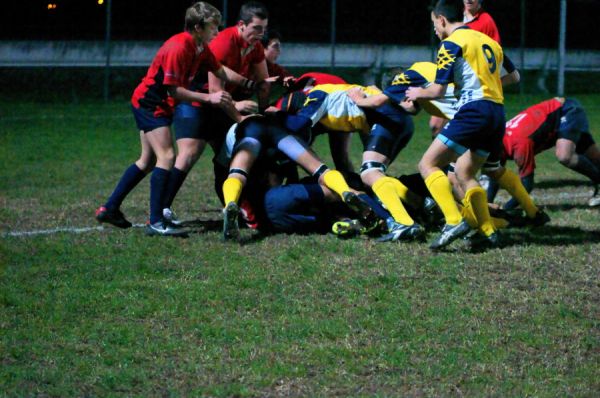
[404,87,422,102]
[239,113,264,123]
[235,100,259,114]
[282,76,296,88]
[346,87,366,103]
[263,105,280,114]
[400,98,418,114]
[208,91,232,107]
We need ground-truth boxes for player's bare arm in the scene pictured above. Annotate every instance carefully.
[405,83,447,101]
[346,88,389,108]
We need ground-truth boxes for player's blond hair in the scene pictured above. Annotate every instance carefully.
[185,2,222,32]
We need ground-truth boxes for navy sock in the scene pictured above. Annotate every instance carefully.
[105,164,146,210]
[149,167,170,224]
[358,193,390,220]
[164,167,188,209]
[573,155,600,184]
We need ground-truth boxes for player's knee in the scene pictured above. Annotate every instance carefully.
[136,155,156,173]
[556,151,575,167]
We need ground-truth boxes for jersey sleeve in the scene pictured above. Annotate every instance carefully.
[203,46,223,74]
[434,41,462,85]
[511,140,536,178]
[162,43,191,87]
[208,32,233,63]
[383,69,428,104]
[501,54,516,76]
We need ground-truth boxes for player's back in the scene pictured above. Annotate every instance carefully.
[504,98,564,153]
[384,62,458,120]
[439,27,504,107]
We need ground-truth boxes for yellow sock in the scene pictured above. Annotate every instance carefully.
[372,177,414,225]
[223,177,243,206]
[460,202,479,229]
[425,170,462,225]
[322,170,351,197]
[465,186,495,237]
[462,202,508,230]
[492,216,509,229]
[496,169,538,218]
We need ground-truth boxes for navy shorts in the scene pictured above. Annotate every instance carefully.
[363,104,414,162]
[558,98,591,144]
[173,103,212,141]
[131,105,171,133]
[437,100,505,159]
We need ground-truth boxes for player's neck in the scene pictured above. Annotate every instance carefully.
[464,7,481,20]
[444,22,466,37]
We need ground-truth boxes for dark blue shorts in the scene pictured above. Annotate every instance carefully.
[558,98,591,144]
[173,103,212,141]
[131,105,171,133]
[437,100,505,159]
[363,104,414,162]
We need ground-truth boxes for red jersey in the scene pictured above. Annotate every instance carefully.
[466,10,501,44]
[131,32,221,117]
[293,72,347,92]
[267,60,292,79]
[503,98,564,177]
[209,26,265,97]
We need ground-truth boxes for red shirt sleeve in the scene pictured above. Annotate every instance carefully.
[162,42,191,87]
[202,46,223,74]
[511,140,536,178]
[467,11,501,44]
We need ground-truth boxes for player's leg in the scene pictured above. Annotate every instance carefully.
[455,149,497,240]
[96,130,154,228]
[361,150,423,241]
[163,104,210,224]
[143,126,187,236]
[581,141,600,206]
[222,123,264,241]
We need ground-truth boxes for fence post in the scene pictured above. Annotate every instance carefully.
[103,0,112,102]
[558,0,566,96]
[330,0,336,70]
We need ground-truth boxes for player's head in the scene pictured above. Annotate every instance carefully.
[185,2,221,43]
[262,30,282,63]
[237,1,269,45]
[431,0,464,39]
[464,0,483,15]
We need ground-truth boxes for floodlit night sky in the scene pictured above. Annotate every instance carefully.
[2,0,598,49]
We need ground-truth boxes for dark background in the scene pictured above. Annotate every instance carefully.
[2,0,599,49]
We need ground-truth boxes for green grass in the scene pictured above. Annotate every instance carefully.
[1,94,599,396]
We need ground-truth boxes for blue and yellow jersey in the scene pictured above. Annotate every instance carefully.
[298,84,381,134]
[384,62,458,120]
[434,26,504,107]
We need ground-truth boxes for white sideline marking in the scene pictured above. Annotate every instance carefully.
[2,190,595,238]
[4,223,146,238]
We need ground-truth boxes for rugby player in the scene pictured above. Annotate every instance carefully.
[95,2,233,236]
[491,97,600,208]
[406,0,508,249]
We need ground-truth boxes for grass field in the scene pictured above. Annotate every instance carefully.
[1,93,599,396]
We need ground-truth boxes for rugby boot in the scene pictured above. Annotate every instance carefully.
[377,218,425,242]
[429,219,471,250]
[468,230,503,251]
[222,201,240,241]
[95,206,132,229]
[341,191,380,232]
[526,209,550,227]
[145,221,188,237]
[163,207,184,226]
[332,219,365,238]
[588,185,600,207]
